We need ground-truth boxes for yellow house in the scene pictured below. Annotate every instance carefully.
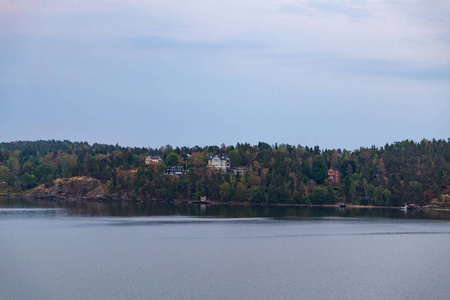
[145,155,163,165]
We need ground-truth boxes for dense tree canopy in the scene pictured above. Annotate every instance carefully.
[1,139,449,206]
[164,152,180,166]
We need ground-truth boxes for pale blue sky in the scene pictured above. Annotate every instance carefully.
[1,0,449,150]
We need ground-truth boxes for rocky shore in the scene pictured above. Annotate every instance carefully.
[29,176,107,201]
[2,175,448,210]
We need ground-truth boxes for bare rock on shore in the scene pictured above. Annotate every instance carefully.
[439,194,450,207]
[30,176,106,200]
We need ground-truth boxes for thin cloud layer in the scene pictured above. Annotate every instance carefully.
[2,0,449,66]
[0,0,449,149]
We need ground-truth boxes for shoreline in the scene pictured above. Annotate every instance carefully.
[2,193,449,211]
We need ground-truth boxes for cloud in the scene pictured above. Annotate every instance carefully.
[267,52,450,80]
[340,59,450,80]
[279,1,372,19]
[123,36,267,52]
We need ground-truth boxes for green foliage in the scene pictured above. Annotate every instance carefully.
[164,152,180,166]
[406,181,424,205]
[0,139,449,206]
[228,149,242,168]
[310,186,327,204]
[219,182,232,202]
[34,164,56,184]
[19,173,38,190]
[249,186,265,203]
[0,165,13,186]
[258,142,271,150]
[311,156,327,184]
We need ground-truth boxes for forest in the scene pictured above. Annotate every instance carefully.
[0,139,449,206]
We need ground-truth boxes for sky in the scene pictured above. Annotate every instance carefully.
[1,0,449,150]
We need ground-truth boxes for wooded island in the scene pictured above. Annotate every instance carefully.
[0,139,449,207]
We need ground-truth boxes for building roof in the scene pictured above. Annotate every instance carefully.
[207,154,229,160]
[166,166,186,170]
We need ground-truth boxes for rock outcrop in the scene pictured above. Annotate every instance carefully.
[30,176,106,200]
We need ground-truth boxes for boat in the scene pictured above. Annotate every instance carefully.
[337,203,346,208]
[407,204,417,210]
[427,205,440,209]
[200,196,210,204]
[191,196,210,204]
[400,203,417,210]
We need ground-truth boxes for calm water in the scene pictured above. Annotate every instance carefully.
[1,198,449,300]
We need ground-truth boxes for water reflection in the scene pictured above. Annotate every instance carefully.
[1,197,449,300]
[1,196,449,220]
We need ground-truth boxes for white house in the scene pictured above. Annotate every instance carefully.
[207,154,230,172]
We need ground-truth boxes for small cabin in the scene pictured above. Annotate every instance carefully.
[326,168,340,183]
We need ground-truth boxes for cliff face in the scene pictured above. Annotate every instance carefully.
[30,177,106,200]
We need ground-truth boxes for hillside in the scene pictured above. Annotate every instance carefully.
[1,139,449,206]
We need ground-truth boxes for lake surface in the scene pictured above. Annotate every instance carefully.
[1,198,450,300]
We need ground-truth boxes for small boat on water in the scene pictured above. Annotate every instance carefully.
[427,205,440,209]
[337,203,346,208]
[191,196,210,204]
[407,204,417,210]
[188,196,211,204]
[400,203,417,210]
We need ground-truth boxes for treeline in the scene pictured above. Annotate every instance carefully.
[0,139,449,206]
